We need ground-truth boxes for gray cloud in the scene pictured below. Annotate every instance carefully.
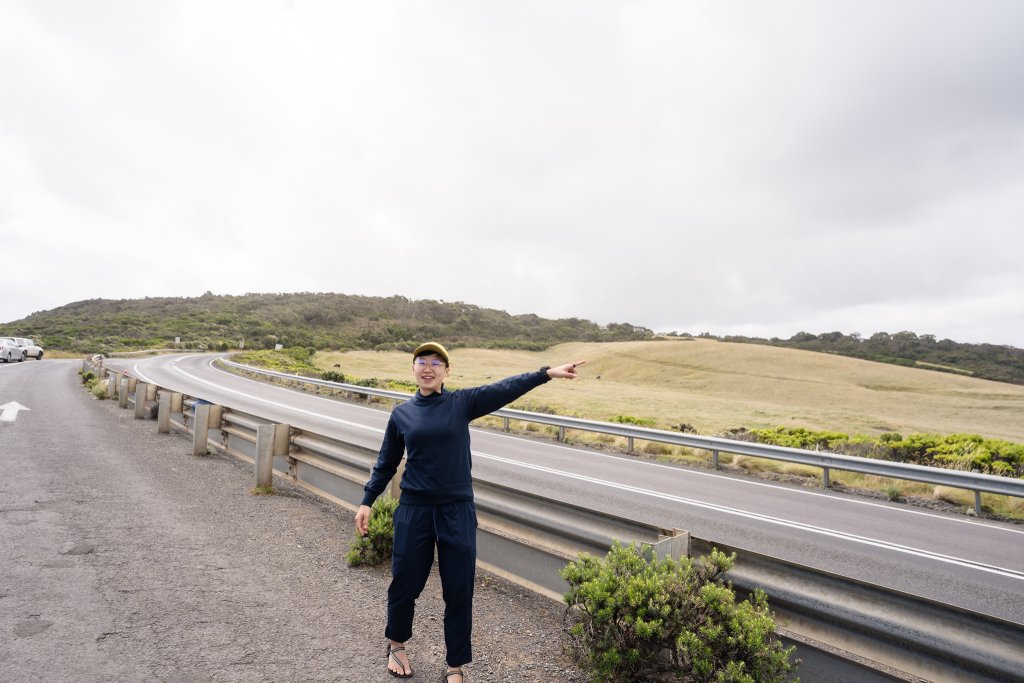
[2,1,1022,348]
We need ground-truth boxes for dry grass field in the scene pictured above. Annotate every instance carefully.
[316,338,1024,443]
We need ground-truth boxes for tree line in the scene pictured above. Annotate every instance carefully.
[692,330,1024,386]
[0,292,653,355]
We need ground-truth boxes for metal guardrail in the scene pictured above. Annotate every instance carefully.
[219,357,1024,513]
[82,355,1024,682]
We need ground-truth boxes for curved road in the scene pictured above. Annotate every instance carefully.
[106,352,1024,625]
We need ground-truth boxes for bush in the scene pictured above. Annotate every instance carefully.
[90,379,109,399]
[611,414,657,428]
[80,371,96,385]
[346,495,399,567]
[321,370,347,383]
[562,542,798,682]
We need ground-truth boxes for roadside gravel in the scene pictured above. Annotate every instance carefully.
[1,363,588,682]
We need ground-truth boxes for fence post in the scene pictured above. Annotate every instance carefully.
[192,401,211,456]
[134,382,148,419]
[652,529,690,562]
[255,424,275,489]
[118,376,129,408]
[157,391,171,433]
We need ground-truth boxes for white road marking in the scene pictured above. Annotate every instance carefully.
[150,357,386,434]
[0,401,30,422]
[124,354,1024,576]
[477,451,1024,581]
[485,431,1024,535]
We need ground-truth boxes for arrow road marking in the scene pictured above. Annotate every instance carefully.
[0,401,30,422]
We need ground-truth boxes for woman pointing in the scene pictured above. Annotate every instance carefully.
[355,342,585,681]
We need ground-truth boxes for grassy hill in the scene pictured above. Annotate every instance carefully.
[315,338,1024,444]
[0,292,652,354]
[719,331,1024,386]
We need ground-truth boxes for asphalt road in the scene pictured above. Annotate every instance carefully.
[0,360,588,682]
[119,353,1024,624]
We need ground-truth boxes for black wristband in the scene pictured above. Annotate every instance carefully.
[539,366,551,378]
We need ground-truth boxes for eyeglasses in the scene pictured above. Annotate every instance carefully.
[413,359,446,368]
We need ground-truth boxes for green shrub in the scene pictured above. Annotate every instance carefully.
[346,495,399,567]
[562,542,798,682]
[81,371,96,385]
[385,378,418,392]
[321,370,347,383]
[90,380,108,399]
[747,427,1024,478]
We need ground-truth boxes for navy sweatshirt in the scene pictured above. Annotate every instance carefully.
[361,369,551,507]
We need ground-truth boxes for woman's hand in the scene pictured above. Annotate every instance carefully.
[355,504,372,536]
[547,360,587,379]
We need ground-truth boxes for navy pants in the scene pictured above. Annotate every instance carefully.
[385,501,477,667]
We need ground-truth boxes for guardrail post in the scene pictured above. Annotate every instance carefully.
[255,424,275,489]
[192,401,211,456]
[712,449,719,469]
[651,529,690,561]
[974,491,982,515]
[627,436,634,455]
[127,377,138,395]
[503,417,510,432]
[134,382,148,419]
[822,467,831,488]
[170,392,183,413]
[106,372,117,399]
[118,376,129,408]
[157,392,172,433]
[558,425,566,442]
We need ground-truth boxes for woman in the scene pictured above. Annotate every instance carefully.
[355,342,585,681]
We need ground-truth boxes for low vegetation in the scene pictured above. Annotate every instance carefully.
[345,495,399,567]
[561,543,798,682]
[736,427,1024,478]
[79,370,108,399]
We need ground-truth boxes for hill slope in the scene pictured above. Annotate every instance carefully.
[720,331,1024,386]
[0,292,652,353]
[318,338,1024,444]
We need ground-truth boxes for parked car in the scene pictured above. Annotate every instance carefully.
[13,337,43,360]
[0,337,25,363]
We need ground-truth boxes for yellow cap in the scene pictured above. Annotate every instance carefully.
[412,341,449,365]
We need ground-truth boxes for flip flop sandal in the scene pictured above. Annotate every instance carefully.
[387,643,414,678]
[442,668,465,682]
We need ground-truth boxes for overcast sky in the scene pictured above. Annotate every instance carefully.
[2,2,1023,347]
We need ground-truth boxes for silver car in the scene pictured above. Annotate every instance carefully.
[13,337,43,360]
[0,337,25,363]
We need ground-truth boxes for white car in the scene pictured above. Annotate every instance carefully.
[0,337,25,363]
[13,337,43,360]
